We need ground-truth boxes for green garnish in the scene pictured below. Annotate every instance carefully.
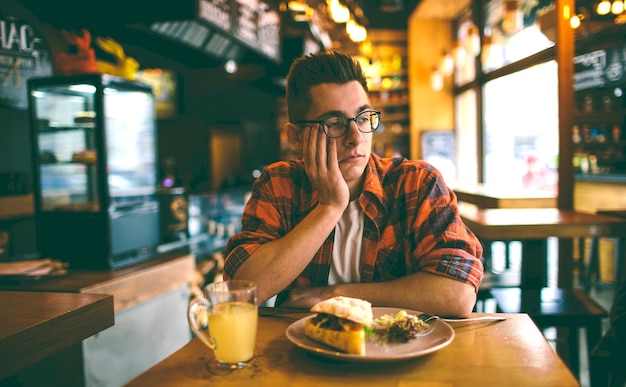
[368,310,429,343]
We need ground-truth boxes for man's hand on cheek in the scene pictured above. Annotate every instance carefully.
[302,126,349,209]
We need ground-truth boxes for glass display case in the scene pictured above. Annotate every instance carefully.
[28,74,160,269]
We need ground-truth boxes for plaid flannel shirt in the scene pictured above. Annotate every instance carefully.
[224,153,484,300]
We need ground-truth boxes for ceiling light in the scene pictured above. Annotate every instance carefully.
[431,68,443,91]
[611,0,624,14]
[452,41,467,67]
[440,50,454,76]
[570,14,582,28]
[287,0,308,13]
[346,19,367,42]
[502,0,523,34]
[465,25,481,58]
[597,0,611,15]
[328,0,350,23]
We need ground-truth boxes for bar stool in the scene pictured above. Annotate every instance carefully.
[490,287,608,379]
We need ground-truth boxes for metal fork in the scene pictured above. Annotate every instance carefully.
[418,313,507,323]
[415,314,506,336]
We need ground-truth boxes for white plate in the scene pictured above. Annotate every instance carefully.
[285,307,455,362]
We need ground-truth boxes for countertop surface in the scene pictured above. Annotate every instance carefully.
[0,249,196,313]
[0,291,114,380]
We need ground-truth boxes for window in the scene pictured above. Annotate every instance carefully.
[483,61,559,192]
[453,0,558,190]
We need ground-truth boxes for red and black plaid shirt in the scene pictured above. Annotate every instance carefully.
[224,153,484,296]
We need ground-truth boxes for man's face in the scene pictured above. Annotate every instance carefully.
[306,80,373,188]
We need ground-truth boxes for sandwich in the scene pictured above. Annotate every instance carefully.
[304,296,373,355]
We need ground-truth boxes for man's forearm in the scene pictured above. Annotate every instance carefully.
[331,272,477,317]
[233,203,345,304]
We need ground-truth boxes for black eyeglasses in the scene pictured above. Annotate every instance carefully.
[295,110,382,138]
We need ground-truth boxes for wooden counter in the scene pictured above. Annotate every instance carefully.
[0,249,196,313]
[0,250,196,386]
[0,291,114,380]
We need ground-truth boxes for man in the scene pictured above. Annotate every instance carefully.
[224,50,483,317]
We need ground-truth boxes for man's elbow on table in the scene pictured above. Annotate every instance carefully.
[450,285,477,318]
[415,273,477,318]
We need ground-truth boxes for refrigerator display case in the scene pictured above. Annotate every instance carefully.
[28,74,160,269]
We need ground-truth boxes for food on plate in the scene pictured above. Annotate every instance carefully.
[371,310,430,342]
[304,296,373,355]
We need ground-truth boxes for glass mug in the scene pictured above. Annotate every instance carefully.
[187,280,258,369]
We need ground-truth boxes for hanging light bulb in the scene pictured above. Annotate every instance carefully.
[346,19,367,42]
[351,24,367,42]
[597,0,611,15]
[612,0,624,14]
[502,0,523,34]
[431,68,444,91]
[570,14,582,29]
[465,25,481,58]
[328,0,350,23]
[452,40,467,68]
[440,50,454,76]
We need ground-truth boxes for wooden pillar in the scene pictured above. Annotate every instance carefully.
[557,0,576,289]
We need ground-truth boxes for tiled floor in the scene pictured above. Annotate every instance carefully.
[484,239,617,387]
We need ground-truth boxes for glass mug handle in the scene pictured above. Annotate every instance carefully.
[187,298,217,350]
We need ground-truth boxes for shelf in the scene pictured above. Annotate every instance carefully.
[41,202,101,212]
[40,125,96,132]
[574,140,626,148]
[573,112,625,123]
[369,83,408,93]
[0,195,34,220]
[40,160,97,165]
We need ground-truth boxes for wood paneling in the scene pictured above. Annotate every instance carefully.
[407,17,454,160]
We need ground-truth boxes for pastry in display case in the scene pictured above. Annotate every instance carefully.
[28,74,160,270]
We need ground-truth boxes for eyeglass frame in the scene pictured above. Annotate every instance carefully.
[294,110,382,138]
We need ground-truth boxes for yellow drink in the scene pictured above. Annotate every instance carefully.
[208,301,258,364]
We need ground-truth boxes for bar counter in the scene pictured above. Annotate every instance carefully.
[0,249,195,313]
[0,291,114,380]
[0,249,196,386]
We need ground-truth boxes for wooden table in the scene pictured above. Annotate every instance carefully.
[459,206,626,288]
[453,183,557,209]
[0,291,114,380]
[127,312,578,386]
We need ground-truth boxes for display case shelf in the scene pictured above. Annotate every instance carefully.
[29,74,160,270]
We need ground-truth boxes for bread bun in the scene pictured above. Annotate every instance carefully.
[310,296,373,325]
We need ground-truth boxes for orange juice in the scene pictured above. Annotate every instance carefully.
[208,301,258,364]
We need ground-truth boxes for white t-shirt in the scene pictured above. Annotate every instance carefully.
[328,199,364,285]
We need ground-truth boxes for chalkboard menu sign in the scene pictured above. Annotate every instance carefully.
[198,0,281,63]
[0,13,53,109]
[574,43,626,91]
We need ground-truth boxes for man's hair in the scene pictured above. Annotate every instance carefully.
[285,50,368,122]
